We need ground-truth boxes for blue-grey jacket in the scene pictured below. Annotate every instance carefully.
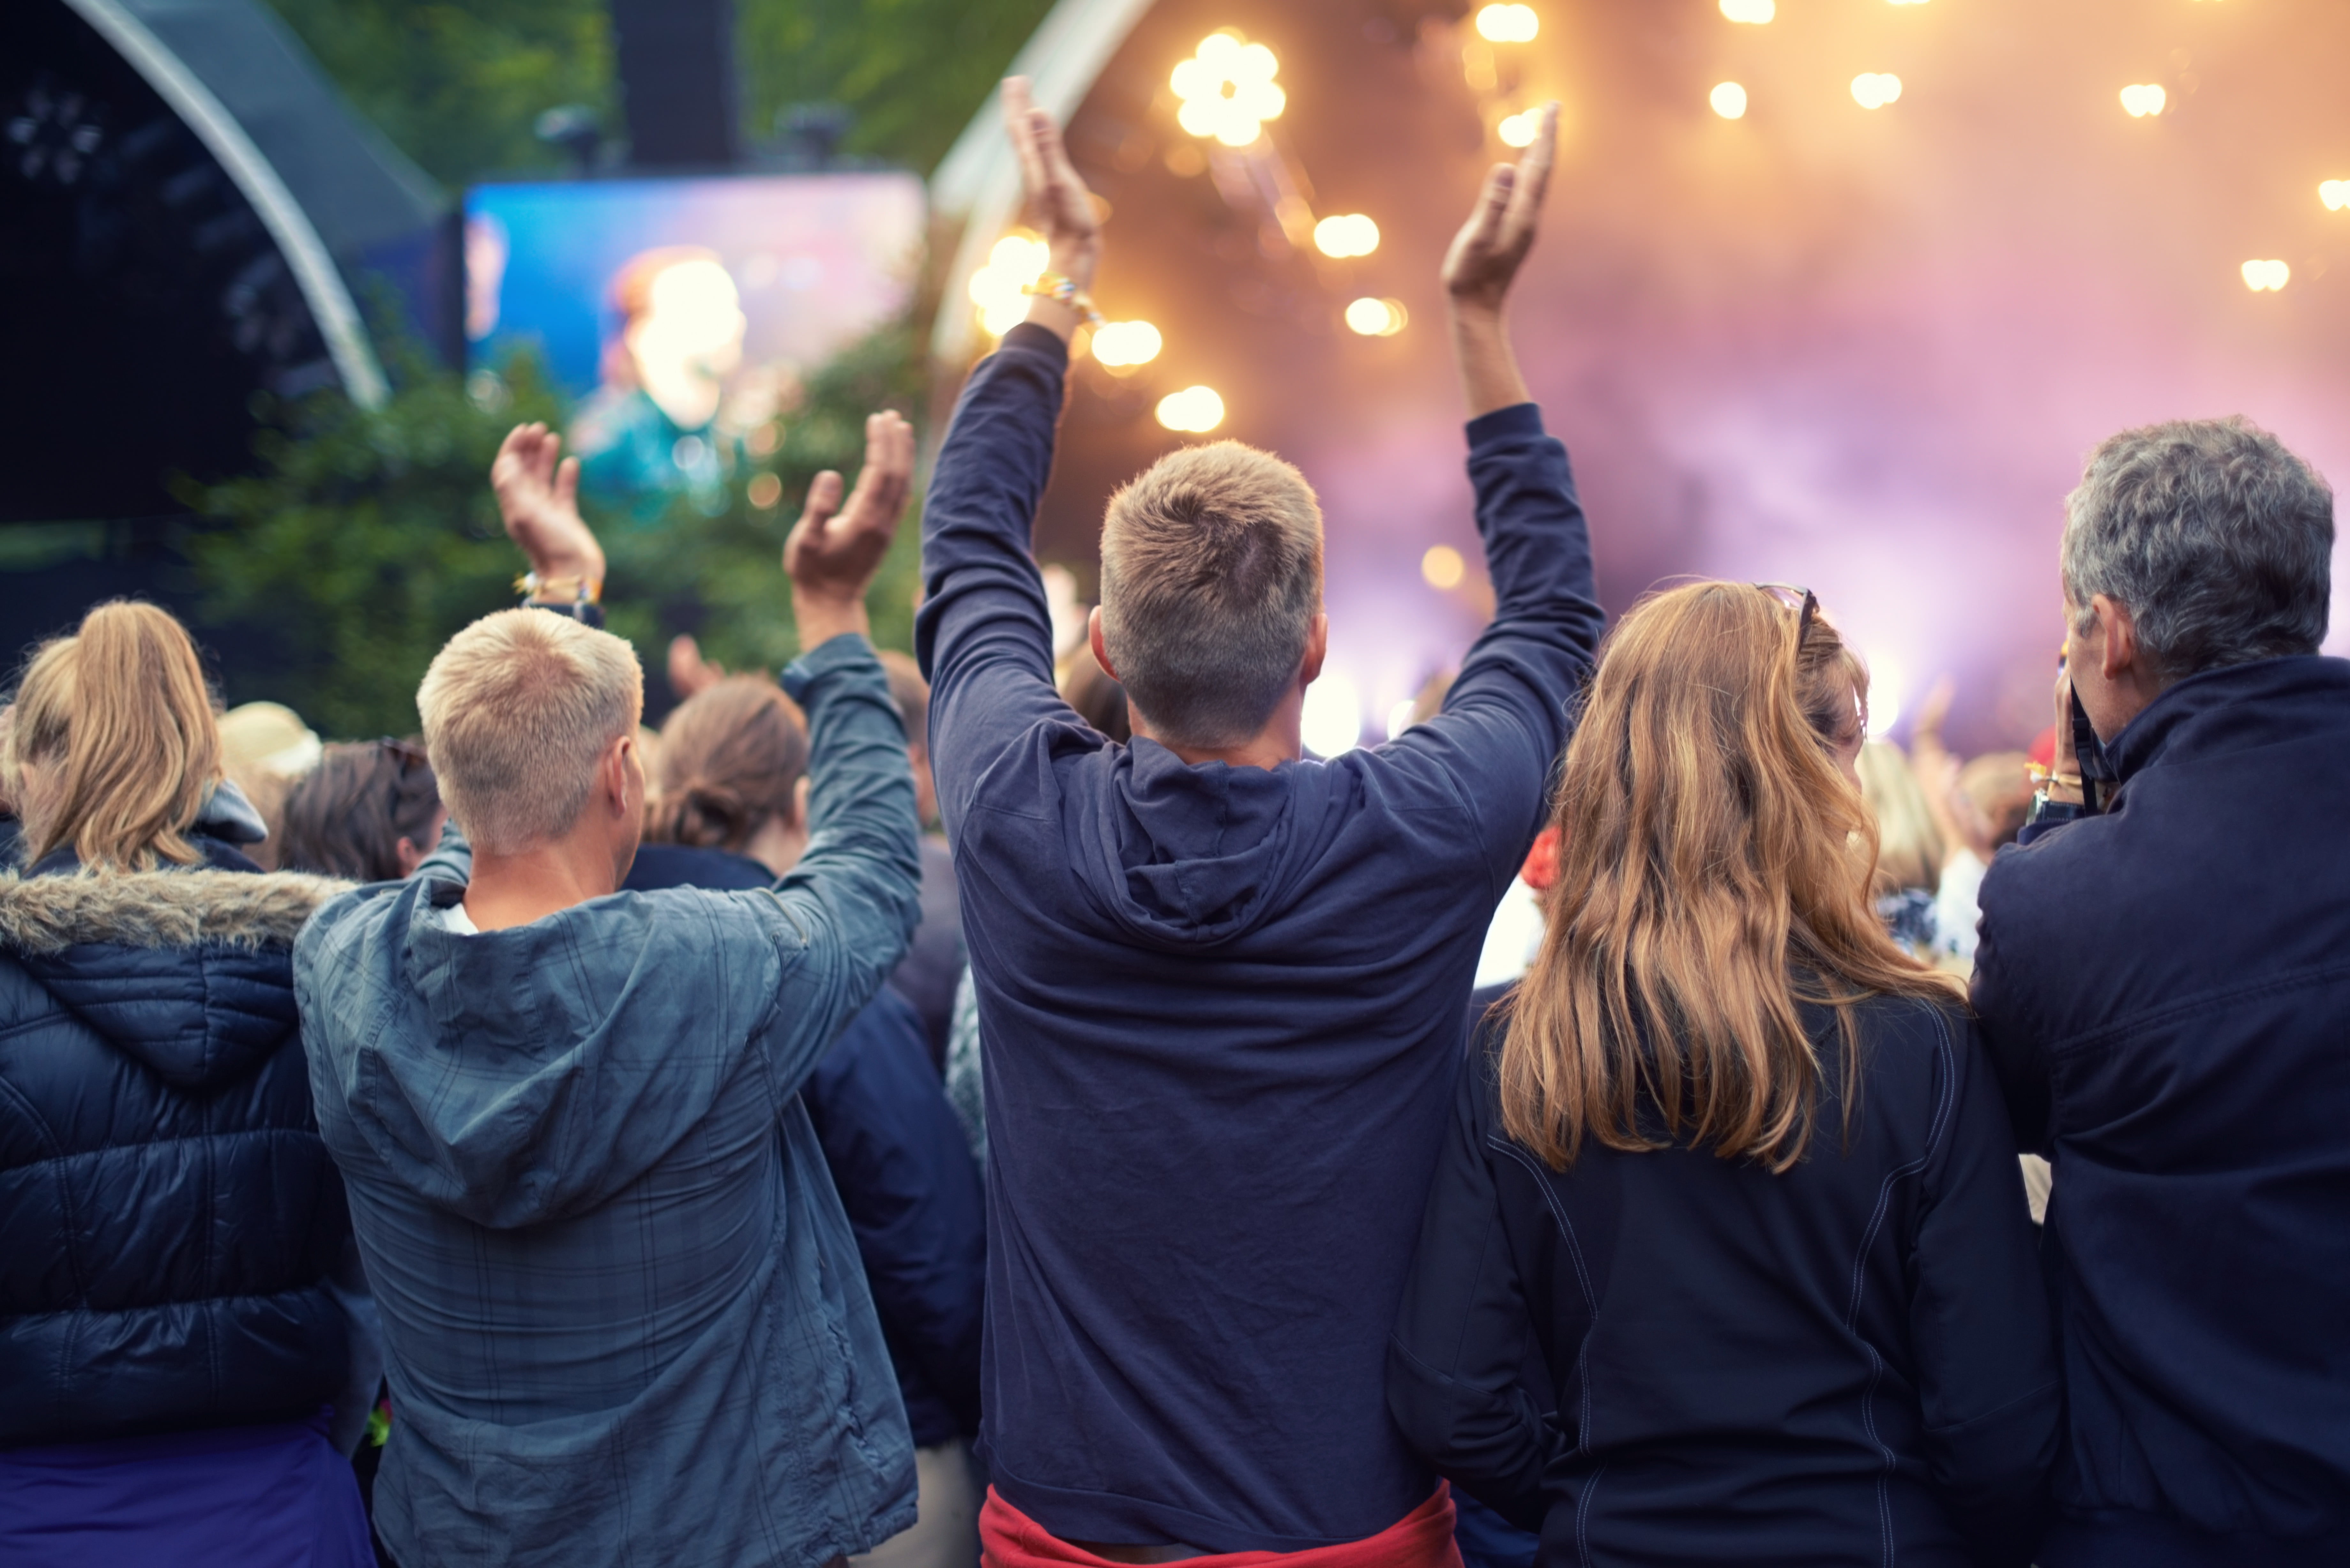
[295,635,925,1568]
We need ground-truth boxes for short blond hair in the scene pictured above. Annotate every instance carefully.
[417,609,642,853]
[1098,441,1322,747]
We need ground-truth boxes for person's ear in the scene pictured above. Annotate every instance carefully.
[1088,606,1120,682]
[1299,613,1330,686]
[2091,595,2138,680]
[609,735,638,817]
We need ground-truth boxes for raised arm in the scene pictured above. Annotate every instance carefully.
[913,78,1102,837]
[1390,104,1606,895]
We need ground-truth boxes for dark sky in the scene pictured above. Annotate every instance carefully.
[1021,0,2350,753]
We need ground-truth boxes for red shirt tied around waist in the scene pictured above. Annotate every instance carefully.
[981,1487,1463,1568]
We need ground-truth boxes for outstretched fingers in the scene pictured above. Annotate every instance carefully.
[1501,102,1559,245]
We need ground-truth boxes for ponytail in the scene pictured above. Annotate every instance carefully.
[645,676,808,856]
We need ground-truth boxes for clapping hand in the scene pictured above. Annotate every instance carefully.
[1442,101,1558,315]
[490,423,605,592]
[1002,76,1101,329]
[784,411,916,647]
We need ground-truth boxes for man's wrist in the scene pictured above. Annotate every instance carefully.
[793,590,872,650]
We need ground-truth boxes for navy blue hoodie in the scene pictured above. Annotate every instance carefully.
[914,324,1602,1550]
[1973,655,2350,1568]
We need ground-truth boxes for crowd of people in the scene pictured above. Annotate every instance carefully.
[2,79,2344,1568]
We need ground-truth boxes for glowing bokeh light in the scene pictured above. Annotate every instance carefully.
[1091,320,1163,370]
[1155,385,1226,432]
[1421,544,1467,589]
[747,472,782,510]
[967,232,1050,337]
[1313,213,1381,258]
[1171,32,1286,147]
[1866,654,1904,737]
[1719,0,1774,22]
[2319,179,2349,211]
[1710,81,1749,119]
[1344,297,1407,336]
[1497,109,1543,147]
[1301,672,1363,756]
[1474,4,1540,44]
[2241,259,2291,292]
[1851,73,1904,110]
[2119,83,2168,118]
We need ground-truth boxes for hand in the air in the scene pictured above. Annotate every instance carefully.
[668,636,727,701]
[784,411,916,610]
[1002,76,1100,293]
[490,423,605,587]
[1442,101,1558,314]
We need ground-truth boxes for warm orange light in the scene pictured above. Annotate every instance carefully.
[1421,545,1466,589]
[1710,81,1748,119]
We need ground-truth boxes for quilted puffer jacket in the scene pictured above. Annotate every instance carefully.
[0,837,357,1446]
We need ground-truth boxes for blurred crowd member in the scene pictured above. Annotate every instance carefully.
[219,700,324,871]
[296,418,925,1568]
[920,88,1596,1561]
[1390,582,2055,1567]
[0,602,371,1567]
[1056,641,1130,742]
[630,671,987,1568]
[1975,417,2349,1567]
[277,740,445,883]
[1856,738,1948,956]
[879,649,966,1068]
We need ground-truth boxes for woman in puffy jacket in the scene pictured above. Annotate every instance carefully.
[0,602,371,1567]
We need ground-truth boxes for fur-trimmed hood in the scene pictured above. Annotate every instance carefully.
[0,867,353,1091]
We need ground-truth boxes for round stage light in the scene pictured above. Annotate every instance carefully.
[1091,320,1163,370]
[1421,544,1466,590]
[1710,81,1749,119]
[1301,672,1363,756]
[1719,0,1775,23]
[2318,180,2349,211]
[1475,5,1541,44]
[1156,385,1226,432]
[1173,33,1286,147]
[2119,83,2167,118]
[1314,213,1381,258]
[968,232,1051,337]
[2241,259,2290,292]
[1498,110,1542,147]
[1345,297,1407,336]
[1851,74,1903,110]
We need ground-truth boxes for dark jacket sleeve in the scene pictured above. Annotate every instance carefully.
[1968,851,2055,1154]
[802,989,988,1442]
[1377,404,1604,899]
[1387,1050,1557,1533]
[913,324,1081,844]
[1907,1011,2061,1568]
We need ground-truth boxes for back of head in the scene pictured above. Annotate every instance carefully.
[876,650,929,754]
[1956,750,2033,850]
[1501,582,1958,1172]
[279,740,443,881]
[1857,740,1944,896]
[648,675,807,854]
[1098,441,1323,747]
[417,609,643,855]
[2063,417,2333,681]
[8,601,220,870]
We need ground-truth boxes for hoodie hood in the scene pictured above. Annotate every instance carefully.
[1062,733,1353,950]
[0,866,352,1089]
[297,874,792,1228]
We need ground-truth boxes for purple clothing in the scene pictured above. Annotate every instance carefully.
[0,1408,370,1568]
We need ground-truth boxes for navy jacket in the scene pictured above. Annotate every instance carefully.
[625,843,986,1450]
[1973,655,2350,1568]
[1391,994,2058,1568]
[0,837,356,1445]
[915,323,1603,1549]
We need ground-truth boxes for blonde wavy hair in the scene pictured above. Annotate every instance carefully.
[1498,582,1962,1173]
[7,601,223,871]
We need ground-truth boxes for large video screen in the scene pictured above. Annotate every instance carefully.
[465,172,924,516]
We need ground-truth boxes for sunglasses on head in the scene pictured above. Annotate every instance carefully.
[1754,582,1819,644]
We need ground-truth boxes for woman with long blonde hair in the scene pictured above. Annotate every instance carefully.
[1387,583,2056,1567]
[0,602,371,1567]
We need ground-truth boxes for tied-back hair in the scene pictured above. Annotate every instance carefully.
[7,601,222,871]
[278,740,442,882]
[1499,582,1962,1174]
[648,676,808,853]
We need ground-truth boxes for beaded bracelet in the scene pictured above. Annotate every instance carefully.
[1021,272,1105,327]
[514,570,603,606]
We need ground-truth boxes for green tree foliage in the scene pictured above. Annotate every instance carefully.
[257,0,1054,187]
[181,322,926,741]
[259,0,614,190]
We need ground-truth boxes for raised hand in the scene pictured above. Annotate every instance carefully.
[1442,101,1558,315]
[668,635,728,701]
[784,410,916,646]
[1002,76,1101,308]
[490,422,605,590]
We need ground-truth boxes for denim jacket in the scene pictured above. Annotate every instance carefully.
[295,635,923,1568]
